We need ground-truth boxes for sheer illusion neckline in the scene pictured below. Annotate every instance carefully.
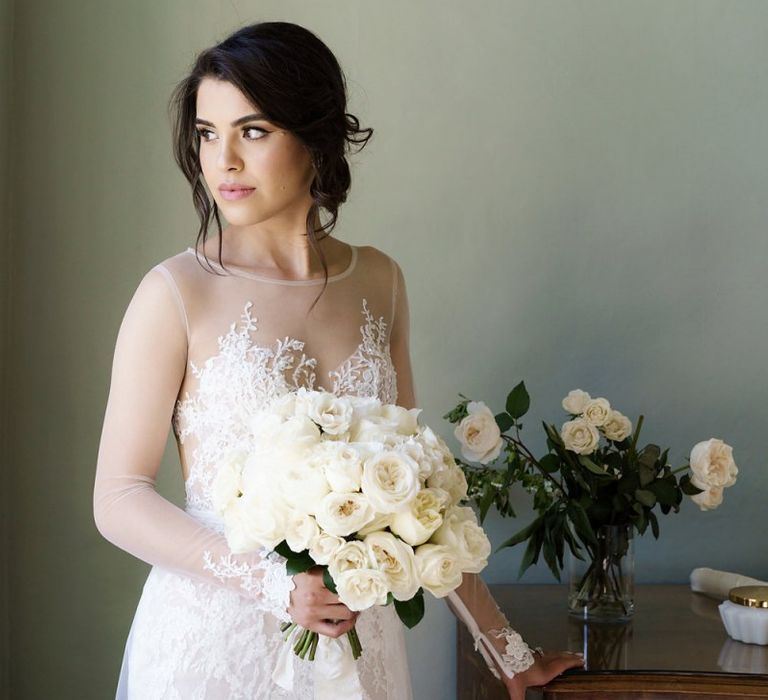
[184,243,358,285]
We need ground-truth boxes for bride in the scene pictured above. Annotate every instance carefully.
[93,20,583,699]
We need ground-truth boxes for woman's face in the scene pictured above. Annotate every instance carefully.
[194,77,315,228]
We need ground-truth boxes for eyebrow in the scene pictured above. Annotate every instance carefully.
[195,113,267,128]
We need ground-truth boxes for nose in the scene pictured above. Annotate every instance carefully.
[216,135,243,172]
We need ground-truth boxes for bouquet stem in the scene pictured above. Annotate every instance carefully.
[279,621,364,661]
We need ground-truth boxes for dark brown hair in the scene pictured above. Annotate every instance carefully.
[168,21,373,311]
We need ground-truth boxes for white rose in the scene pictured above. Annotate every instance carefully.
[328,540,373,578]
[318,442,364,492]
[284,511,321,553]
[562,389,591,415]
[400,437,432,480]
[414,544,464,598]
[305,391,354,436]
[454,401,503,464]
[582,398,611,427]
[334,568,389,611]
[275,414,321,452]
[308,531,345,565]
[357,511,394,537]
[431,506,491,573]
[426,464,468,504]
[689,438,738,489]
[364,531,420,601]
[349,414,398,443]
[601,410,632,441]
[360,450,421,513]
[270,391,297,418]
[380,404,422,436]
[223,492,288,552]
[690,480,724,511]
[561,417,600,455]
[278,452,331,516]
[315,492,376,537]
[211,449,246,514]
[389,488,449,546]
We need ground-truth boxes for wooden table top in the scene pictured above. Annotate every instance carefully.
[485,584,768,676]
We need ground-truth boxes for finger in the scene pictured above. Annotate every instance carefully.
[311,604,357,622]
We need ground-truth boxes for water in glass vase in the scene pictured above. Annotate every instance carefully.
[568,523,635,621]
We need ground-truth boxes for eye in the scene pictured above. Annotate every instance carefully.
[243,126,267,140]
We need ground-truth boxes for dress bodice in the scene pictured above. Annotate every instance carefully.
[152,244,400,511]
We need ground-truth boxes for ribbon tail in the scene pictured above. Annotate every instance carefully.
[313,634,363,700]
[272,626,300,691]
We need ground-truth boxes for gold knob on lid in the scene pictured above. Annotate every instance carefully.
[728,585,768,608]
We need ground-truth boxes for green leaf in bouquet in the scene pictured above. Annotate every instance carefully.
[506,381,530,419]
[538,453,561,473]
[578,455,609,476]
[648,510,660,539]
[563,520,586,560]
[635,489,657,508]
[638,444,661,469]
[567,502,597,547]
[680,473,704,496]
[497,514,544,552]
[282,549,317,577]
[442,396,470,424]
[648,478,678,506]
[639,463,656,487]
[323,566,338,594]
[478,483,497,524]
[495,411,514,433]
[394,589,425,628]
[635,510,648,534]
[518,527,544,578]
[618,473,640,494]
[543,421,564,448]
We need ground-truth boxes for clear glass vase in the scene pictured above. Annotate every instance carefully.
[568,523,635,622]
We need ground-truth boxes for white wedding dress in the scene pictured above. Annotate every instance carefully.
[93,241,533,699]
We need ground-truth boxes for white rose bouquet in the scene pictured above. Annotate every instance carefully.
[444,382,738,618]
[212,387,489,677]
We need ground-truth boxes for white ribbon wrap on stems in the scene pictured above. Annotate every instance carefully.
[272,626,364,699]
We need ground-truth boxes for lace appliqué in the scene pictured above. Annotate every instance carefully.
[481,626,536,679]
[173,296,397,512]
[327,298,397,404]
[202,549,294,624]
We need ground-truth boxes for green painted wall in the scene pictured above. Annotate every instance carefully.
[5,2,767,698]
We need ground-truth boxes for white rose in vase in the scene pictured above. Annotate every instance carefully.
[601,410,633,442]
[562,389,592,415]
[689,438,738,489]
[582,398,612,427]
[690,484,724,511]
[561,417,600,455]
[454,401,504,464]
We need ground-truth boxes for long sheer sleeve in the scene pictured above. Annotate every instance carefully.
[92,265,294,622]
[388,256,536,680]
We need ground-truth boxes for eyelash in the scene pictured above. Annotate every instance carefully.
[196,126,267,143]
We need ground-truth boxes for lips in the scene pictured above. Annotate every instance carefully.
[219,184,256,201]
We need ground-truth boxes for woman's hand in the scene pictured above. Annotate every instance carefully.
[287,566,359,638]
[503,650,584,700]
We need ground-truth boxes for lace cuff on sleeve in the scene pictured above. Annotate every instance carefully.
[202,548,295,623]
[446,575,537,680]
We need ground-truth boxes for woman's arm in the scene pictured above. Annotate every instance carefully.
[92,264,293,620]
[387,256,583,697]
